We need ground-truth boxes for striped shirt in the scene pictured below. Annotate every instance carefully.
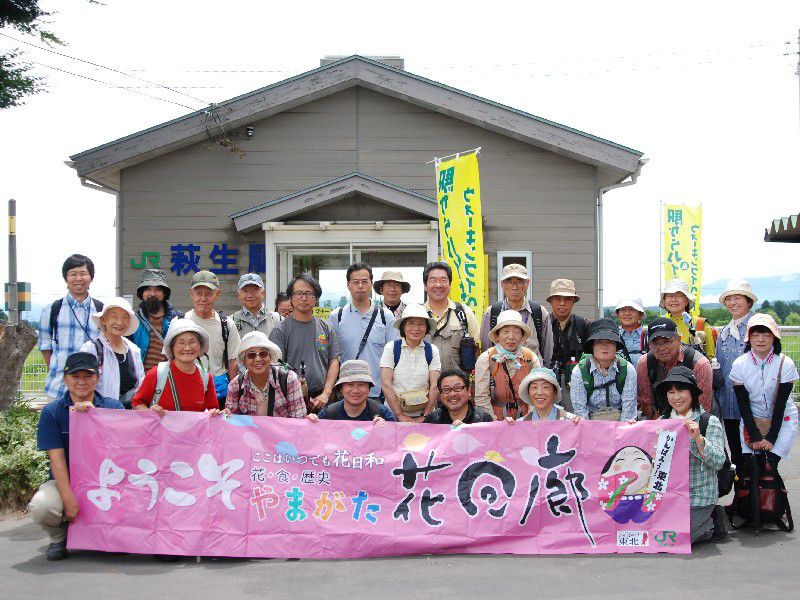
[38,295,101,399]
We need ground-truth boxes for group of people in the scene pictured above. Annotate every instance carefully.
[28,254,798,560]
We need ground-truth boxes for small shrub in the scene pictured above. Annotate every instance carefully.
[0,403,49,510]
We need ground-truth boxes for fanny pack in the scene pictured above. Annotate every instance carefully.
[398,389,429,415]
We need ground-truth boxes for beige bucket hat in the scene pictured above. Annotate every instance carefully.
[719,279,758,305]
[518,368,561,405]
[162,318,210,360]
[236,331,282,366]
[745,313,781,342]
[374,271,411,294]
[490,310,533,343]
[660,278,695,310]
[334,359,375,390]
[547,279,580,302]
[394,303,437,334]
[90,297,140,337]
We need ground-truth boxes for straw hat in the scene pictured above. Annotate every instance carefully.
[745,313,781,342]
[546,279,580,302]
[162,318,210,360]
[518,368,561,405]
[236,331,282,366]
[489,310,532,343]
[334,360,375,390]
[660,279,694,310]
[91,297,140,337]
[394,303,437,334]
[374,271,411,294]
[719,279,758,305]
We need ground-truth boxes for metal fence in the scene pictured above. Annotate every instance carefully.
[16,327,800,401]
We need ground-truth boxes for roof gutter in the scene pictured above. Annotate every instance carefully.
[595,158,648,317]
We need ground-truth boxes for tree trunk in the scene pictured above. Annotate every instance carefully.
[0,322,37,410]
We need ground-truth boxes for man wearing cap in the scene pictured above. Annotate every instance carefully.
[38,254,103,401]
[661,278,716,358]
[329,263,398,402]
[306,360,397,422]
[545,278,590,411]
[185,270,241,406]
[226,331,306,418]
[569,319,637,421]
[479,263,552,361]
[636,317,714,419]
[374,271,410,318]
[615,298,649,366]
[422,261,480,372]
[129,268,184,373]
[232,273,279,337]
[28,352,124,561]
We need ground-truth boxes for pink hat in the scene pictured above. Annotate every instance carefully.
[745,313,781,342]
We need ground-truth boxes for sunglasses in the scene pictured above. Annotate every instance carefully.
[245,350,270,360]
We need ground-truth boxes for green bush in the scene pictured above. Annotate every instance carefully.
[0,403,49,510]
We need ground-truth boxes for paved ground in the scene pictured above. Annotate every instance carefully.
[2,458,799,600]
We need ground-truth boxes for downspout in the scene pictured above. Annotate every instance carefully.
[79,176,121,296]
[595,158,648,317]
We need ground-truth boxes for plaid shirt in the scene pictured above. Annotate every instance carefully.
[676,408,726,507]
[38,295,101,399]
[226,369,306,418]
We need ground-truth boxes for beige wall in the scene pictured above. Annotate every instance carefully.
[121,87,597,317]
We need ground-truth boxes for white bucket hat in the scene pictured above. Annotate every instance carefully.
[660,278,695,311]
[518,368,561,405]
[719,279,758,305]
[489,310,533,344]
[162,318,210,360]
[394,303,437,334]
[236,331,282,366]
[615,298,645,316]
[91,297,140,337]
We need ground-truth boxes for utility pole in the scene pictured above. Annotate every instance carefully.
[7,199,18,325]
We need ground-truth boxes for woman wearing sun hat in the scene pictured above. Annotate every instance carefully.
[226,331,306,418]
[615,298,649,366]
[715,279,758,473]
[517,368,580,422]
[79,297,144,406]
[661,278,716,358]
[474,310,541,420]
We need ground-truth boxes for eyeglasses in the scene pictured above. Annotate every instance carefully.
[440,384,467,394]
[245,350,270,360]
[651,337,678,347]
[174,339,200,348]
[749,331,773,339]
[291,291,316,298]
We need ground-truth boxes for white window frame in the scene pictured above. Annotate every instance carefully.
[496,250,533,302]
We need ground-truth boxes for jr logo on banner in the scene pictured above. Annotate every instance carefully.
[67,411,691,558]
[436,152,486,318]
[664,204,703,317]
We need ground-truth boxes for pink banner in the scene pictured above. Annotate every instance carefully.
[67,410,691,557]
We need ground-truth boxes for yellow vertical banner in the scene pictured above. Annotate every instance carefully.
[435,152,486,319]
[663,204,703,316]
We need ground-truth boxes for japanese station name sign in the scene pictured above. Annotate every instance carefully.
[663,204,703,317]
[68,411,691,558]
[436,152,487,318]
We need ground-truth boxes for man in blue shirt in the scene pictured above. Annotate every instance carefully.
[329,263,397,401]
[28,352,124,561]
[38,255,103,401]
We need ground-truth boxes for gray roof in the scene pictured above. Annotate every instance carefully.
[70,55,645,190]
[230,172,437,232]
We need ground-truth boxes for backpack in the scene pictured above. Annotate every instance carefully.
[489,300,544,352]
[333,304,387,327]
[646,345,697,402]
[698,412,735,497]
[578,354,628,399]
[219,311,230,367]
[393,339,433,367]
[152,361,210,408]
[236,365,290,417]
[730,454,793,533]
[49,297,104,340]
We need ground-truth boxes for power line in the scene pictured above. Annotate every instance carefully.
[30,61,198,110]
[0,31,209,107]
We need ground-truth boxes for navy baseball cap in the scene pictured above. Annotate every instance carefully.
[648,317,679,340]
[63,352,100,375]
